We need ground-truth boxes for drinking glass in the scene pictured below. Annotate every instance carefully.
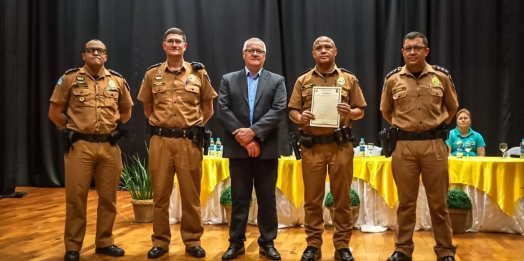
[366,143,374,156]
[499,143,508,158]
[464,142,472,158]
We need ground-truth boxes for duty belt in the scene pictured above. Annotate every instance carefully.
[300,131,338,145]
[396,129,445,141]
[75,133,111,143]
[151,126,194,139]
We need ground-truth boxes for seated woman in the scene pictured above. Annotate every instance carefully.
[446,108,486,156]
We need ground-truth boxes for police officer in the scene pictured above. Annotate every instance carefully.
[288,36,366,261]
[380,32,459,261]
[48,39,133,261]
[137,27,217,259]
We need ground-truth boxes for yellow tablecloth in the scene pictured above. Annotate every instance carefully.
[353,156,524,217]
[194,155,524,217]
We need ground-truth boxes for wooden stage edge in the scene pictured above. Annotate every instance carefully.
[0,187,522,261]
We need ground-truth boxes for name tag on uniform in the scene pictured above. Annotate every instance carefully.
[392,86,406,94]
[153,81,165,86]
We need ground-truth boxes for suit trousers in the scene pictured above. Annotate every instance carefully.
[301,142,354,250]
[391,139,457,258]
[228,158,278,247]
[149,135,203,249]
[64,141,122,251]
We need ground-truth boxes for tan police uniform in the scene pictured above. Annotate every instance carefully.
[137,61,217,249]
[288,66,366,250]
[380,63,459,259]
[50,66,134,251]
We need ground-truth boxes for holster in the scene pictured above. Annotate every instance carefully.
[61,128,73,154]
[109,122,128,146]
[299,133,315,148]
[378,128,392,157]
[191,125,211,155]
[289,132,301,160]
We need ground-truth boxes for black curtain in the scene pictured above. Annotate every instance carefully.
[2,0,523,191]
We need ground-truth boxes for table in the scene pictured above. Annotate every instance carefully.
[169,156,524,234]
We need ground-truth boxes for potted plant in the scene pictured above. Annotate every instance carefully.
[219,186,254,226]
[446,188,472,233]
[220,186,233,226]
[121,148,153,223]
[324,189,360,225]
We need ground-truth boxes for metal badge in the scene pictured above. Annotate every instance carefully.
[337,77,345,85]
[155,75,163,80]
[78,96,86,102]
[188,74,196,82]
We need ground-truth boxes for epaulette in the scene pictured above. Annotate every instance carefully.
[147,63,162,71]
[385,67,402,80]
[339,68,355,75]
[109,69,123,78]
[432,65,450,75]
[299,68,313,76]
[64,68,80,74]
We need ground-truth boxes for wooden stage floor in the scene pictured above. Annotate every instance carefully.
[0,187,522,261]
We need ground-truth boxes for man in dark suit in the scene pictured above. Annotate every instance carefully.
[217,38,287,260]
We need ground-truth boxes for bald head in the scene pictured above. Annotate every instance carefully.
[312,36,336,50]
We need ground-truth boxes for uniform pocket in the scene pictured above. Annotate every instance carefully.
[103,90,120,107]
[152,85,170,103]
[182,85,201,105]
[71,88,93,107]
[301,89,313,110]
[392,89,409,112]
[427,86,444,111]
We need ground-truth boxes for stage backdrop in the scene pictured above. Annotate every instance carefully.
[1,0,523,191]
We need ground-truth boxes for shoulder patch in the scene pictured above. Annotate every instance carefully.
[147,63,162,71]
[299,68,313,77]
[109,69,123,78]
[432,65,450,75]
[64,68,80,74]
[385,67,402,80]
[339,68,354,75]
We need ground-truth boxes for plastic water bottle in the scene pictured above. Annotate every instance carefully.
[215,137,223,158]
[209,137,215,156]
[520,138,524,159]
[359,138,365,158]
[457,140,464,158]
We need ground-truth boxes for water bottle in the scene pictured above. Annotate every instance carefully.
[456,140,464,158]
[359,138,366,158]
[215,137,223,158]
[520,138,524,159]
[209,137,215,156]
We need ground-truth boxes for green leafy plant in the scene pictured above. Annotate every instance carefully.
[447,188,472,210]
[220,186,232,206]
[219,186,253,206]
[324,189,360,208]
[121,146,152,200]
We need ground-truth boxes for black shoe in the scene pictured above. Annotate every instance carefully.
[64,251,79,261]
[148,247,168,259]
[95,245,125,257]
[259,245,281,260]
[222,245,245,260]
[301,246,321,261]
[386,251,412,261]
[438,257,455,261]
[335,248,355,261]
[186,246,206,258]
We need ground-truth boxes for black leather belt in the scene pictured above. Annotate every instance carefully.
[75,133,111,143]
[151,126,194,139]
[396,130,445,141]
[311,133,338,144]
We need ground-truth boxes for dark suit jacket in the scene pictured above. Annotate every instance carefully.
[217,68,287,159]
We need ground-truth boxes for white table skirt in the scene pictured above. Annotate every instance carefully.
[169,178,524,234]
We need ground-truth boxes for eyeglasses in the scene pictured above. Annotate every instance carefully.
[85,48,106,54]
[244,49,266,55]
[403,46,426,53]
[165,39,185,46]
